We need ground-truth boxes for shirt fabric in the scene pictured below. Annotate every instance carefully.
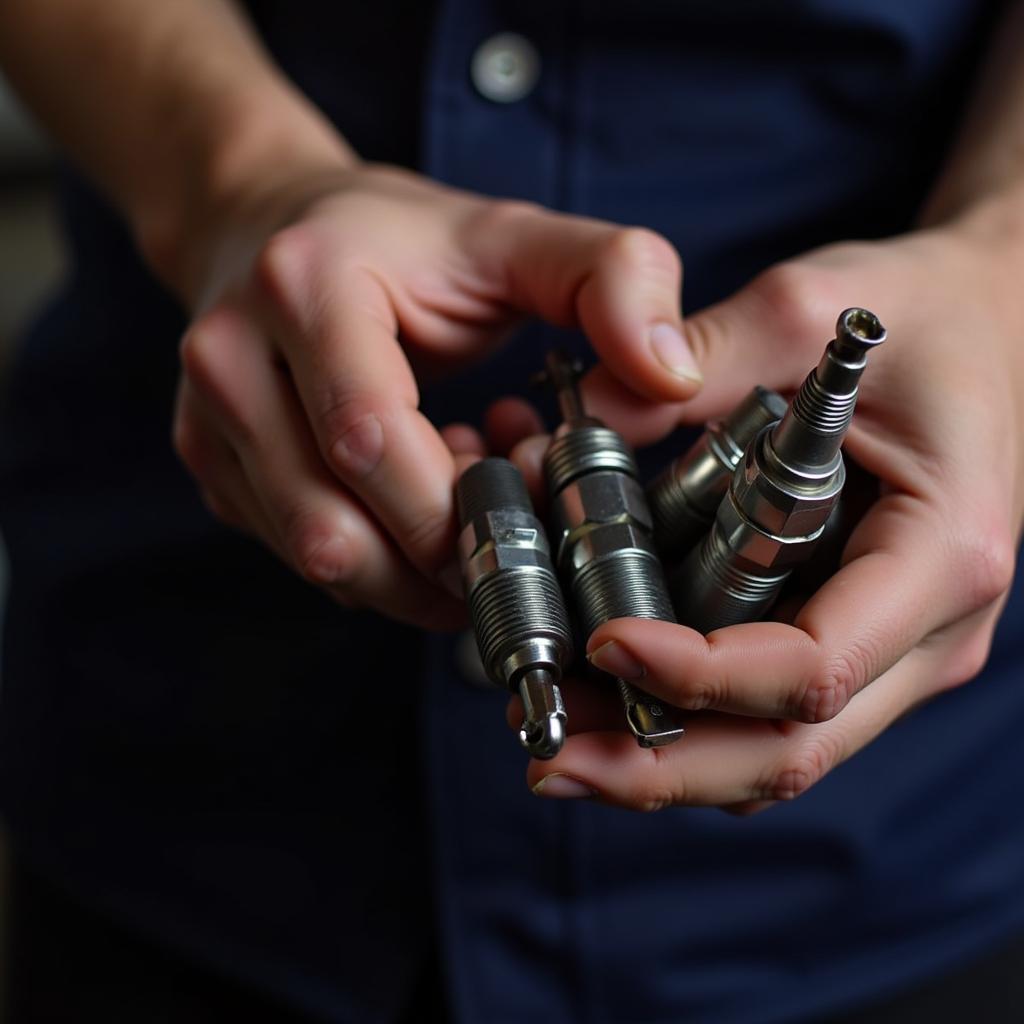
[1,2,1022,1022]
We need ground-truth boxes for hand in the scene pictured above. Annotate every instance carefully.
[171,163,703,628]
[522,223,1023,812]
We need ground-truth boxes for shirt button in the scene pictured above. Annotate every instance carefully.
[470,32,541,104]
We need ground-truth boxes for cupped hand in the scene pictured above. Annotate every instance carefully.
[171,163,702,628]
[522,224,1023,811]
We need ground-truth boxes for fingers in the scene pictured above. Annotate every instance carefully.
[174,382,281,550]
[588,490,1010,723]
[467,204,702,402]
[178,306,465,629]
[529,646,934,811]
[483,396,544,456]
[508,434,549,508]
[677,261,854,423]
[440,422,486,457]
[579,363,687,447]
[254,226,458,577]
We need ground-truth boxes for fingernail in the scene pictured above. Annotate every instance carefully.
[588,640,645,680]
[532,773,597,800]
[437,560,465,600]
[649,322,702,382]
[331,414,384,477]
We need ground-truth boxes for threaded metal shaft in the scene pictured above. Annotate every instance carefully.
[540,351,684,747]
[544,426,638,494]
[648,386,787,560]
[771,307,886,472]
[468,568,572,682]
[573,549,676,638]
[673,523,790,632]
[455,457,573,759]
[456,456,532,525]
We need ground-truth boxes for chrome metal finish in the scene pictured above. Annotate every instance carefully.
[673,308,886,632]
[456,458,572,759]
[518,669,566,759]
[648,386,787,559]
[539,352,685,748]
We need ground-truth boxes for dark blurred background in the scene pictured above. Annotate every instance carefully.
[0,70,64,1012]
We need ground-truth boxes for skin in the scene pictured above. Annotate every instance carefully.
[0,1,702,631]
[514,227,1023,812]
[510,5,1024,810]
[1,1,1022,810]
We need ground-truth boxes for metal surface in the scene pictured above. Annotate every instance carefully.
[648,386,787,560]
[540,352,685,748]
[456,458,572,759]
[673,308,886,632]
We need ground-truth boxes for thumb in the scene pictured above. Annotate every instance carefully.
[679,262,848,423]
[468,204,702,401]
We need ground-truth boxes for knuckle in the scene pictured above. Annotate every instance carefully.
[604,227,681,278]
[766,733,840,802]
[254,225,317,313]
[476,198,544,234]
[281,504,354,586]
[178,317,257,443]
[633,784,677,813]
[179,320,221,384]
[958,526,1017,609]
[800,642,874,723]
[321,394,389,478]
[939,631,995,690]
[749,262,840,354]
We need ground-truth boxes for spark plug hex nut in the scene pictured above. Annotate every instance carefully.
[456,457,573,759]
[729,432,844,540]
[673,307,885,633]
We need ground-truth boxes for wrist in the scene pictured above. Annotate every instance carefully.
[135,78,357,303]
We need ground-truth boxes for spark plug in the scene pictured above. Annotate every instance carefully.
[540,353,685,748]
[647,386,788,560]
[673,307,886,632]
[456,457,573,759]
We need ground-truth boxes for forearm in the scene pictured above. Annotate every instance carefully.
[0,0,355,298]
[922,1,1024,232]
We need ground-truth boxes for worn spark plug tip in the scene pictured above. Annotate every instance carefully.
[519,715,566,760]
[456,459,574,756]
[834,307,886,362]
[518,668,567,759]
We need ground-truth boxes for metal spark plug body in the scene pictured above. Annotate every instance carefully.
[648,386,788,560]
[673,308,886,633]
[541,353,685,748]
[456,458,572,759]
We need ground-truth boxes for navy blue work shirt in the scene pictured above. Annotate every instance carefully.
[2,2,1023,1022]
